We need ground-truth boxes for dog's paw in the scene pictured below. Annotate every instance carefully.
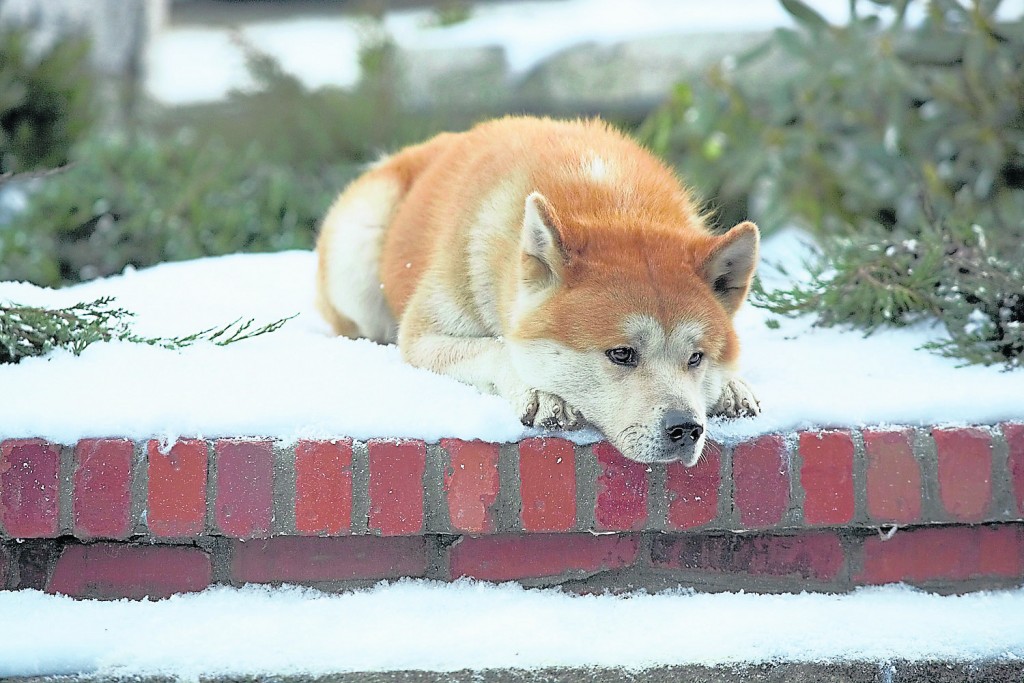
[517,389,584,431]
[711,376,761,418]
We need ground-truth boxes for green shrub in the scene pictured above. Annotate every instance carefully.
[640,0,1024,367]
[0,26,95,173]
[753,223,1024,367]
[0,132,352,286]
[0,21,462,288]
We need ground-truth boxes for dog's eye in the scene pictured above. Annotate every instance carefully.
[606,346,638,367]
[687,351,704,368]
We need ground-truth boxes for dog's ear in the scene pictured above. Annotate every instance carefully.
[700,221,760,314]
[520,192,566,288]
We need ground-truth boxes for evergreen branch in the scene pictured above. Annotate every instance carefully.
[211,316,293,346]
[0,298,295,364]
[753,226,1024,368]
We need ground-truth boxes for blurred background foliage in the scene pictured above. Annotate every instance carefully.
[641,0,1024,247]
[0,17,456,286]
[0,25,94,174]
[0,0,1022,366]
[640,0,1023,367]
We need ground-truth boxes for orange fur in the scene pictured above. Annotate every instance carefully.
[315,116,760,464]
[375,117,742,364]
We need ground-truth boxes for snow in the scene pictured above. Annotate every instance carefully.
[0,252,524,446]
[145,0,807,104]
[1,228,1022,446]
[147,0,1024,105]
[143,0,910,105]
[1,581,1023,677]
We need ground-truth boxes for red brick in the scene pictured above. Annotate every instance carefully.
[594,443,648,531]
[48,543,211,599]
[651,531,845,582]
[1001,423,1024,516]
[450,533,639,581]
[799,431,855,526]
[368,440,425,536]
[295,440,353,535]
[73,439,133,539]
[214,439,274,539]
[979,524,1024,576]
[442,439,500,534]
[857,525,1024,585]
[666,444,721,530]
[864,429,921,523]
[733,435,789,528]
[519,438,576,532]
[0,439,60,538]
[933,427,992,522]
[147,439,208,537]
[231,535,428,583]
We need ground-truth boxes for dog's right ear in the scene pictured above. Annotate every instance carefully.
[520,192,566,289]
[699,220,760,314]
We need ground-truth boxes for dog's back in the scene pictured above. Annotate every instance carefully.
[316,117,704,343]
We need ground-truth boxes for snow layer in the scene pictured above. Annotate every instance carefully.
[2,581,1023,677]
[146,0,815,104]
[1,230,1022,445]
[147,0,1024,105]
[144,0,903,105]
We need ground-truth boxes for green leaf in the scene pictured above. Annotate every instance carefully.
[735,37,774,67]
[780,0,830,32]
[773,27,809,56]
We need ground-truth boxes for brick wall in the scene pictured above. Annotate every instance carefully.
[1,425,1023,599]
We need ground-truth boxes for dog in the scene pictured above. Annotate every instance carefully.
[315,116,760,464]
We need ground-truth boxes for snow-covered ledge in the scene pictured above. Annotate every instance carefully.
[1,427,1023,599]
[3,233,1024,599]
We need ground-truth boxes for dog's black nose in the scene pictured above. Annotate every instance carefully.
[663,410,703,444]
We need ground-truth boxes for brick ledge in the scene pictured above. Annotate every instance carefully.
[2,424,1023,598]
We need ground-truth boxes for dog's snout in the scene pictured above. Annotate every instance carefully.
[663,410,703,444]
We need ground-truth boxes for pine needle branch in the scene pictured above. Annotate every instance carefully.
[0,298,296,364]
[753,225,1024,369]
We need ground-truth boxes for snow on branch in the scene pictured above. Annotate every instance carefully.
[0,296,295,364]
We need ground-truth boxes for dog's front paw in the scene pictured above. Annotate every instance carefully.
[516,389,584,431]
[712,376,761,418]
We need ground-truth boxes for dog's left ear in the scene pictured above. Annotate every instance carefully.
[700,221,760,314]
[520,192,567,289]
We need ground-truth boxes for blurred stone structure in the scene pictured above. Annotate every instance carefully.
[0,0,768,119]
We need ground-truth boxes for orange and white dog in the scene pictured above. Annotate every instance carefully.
[315,116,760,464]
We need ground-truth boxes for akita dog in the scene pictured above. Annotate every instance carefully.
[316,116,760,465]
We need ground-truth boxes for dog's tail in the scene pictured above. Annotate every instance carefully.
[314,132,457,343]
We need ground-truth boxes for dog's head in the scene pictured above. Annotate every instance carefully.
[507,192,759,465]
